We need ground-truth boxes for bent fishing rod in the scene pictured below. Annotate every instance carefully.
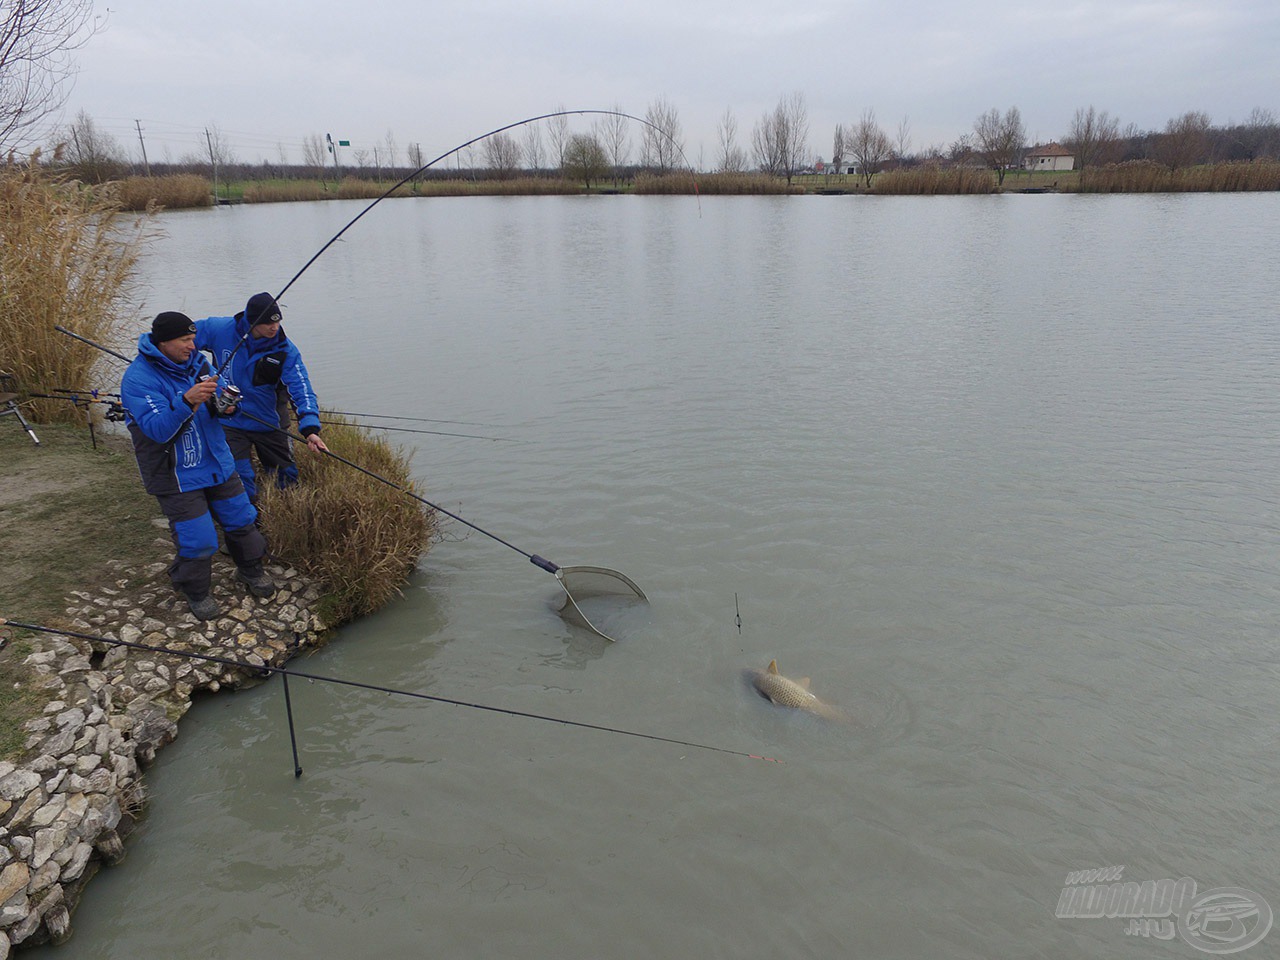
[58,325,573,578]
[2,618,781,767]
[215,108,701,378]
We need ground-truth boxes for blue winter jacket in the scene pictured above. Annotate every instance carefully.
[194,313,321,435]
[120,334,238,495]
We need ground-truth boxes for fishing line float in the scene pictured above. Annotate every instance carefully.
[1,618,782,770]
[56,326,646,642]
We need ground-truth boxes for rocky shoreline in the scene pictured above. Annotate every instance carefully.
[0,539,327,954]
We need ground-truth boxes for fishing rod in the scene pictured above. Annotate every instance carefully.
[1,618,782,769]
[55,325,626,591]
[29,392,126,448]
[275,108,701,304]
[46,386,123,398]
[215,108,701,379]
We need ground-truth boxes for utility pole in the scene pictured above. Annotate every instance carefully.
[134,119,151,176]
[205,127,219,202]
[326,133,343,179]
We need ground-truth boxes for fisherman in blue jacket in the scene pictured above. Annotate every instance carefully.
[194,292,328,504]
[120,311,276,620]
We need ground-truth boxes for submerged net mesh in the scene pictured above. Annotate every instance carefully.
[554,565,648,641]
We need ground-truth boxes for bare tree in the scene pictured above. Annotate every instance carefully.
[563,133,608,188]
[547,106,570,171]
[641,95,684,173]
[302,133,327,183]
[1237,106,1280,160]
[60,108,122,182]
[0,0,103,152]
[597,105,629,185]
[204,123,235,198]
[484,130,522,178]
[1063,105,1121,172]
[382,129,397,170]
[717,107,746,173]
[751,92,808,184]
[521,123,544,172]
[894,116,912,162]
[203,123,236,168]
[352,147,370,170]
[830,123,845,177]
[948,133,975,164]
[1158,110,1212,169]
[406,141,423,170]
[973,106,1025,185]
[848,109,891,188]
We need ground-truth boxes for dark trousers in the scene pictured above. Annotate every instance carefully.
[224,424,297,503]
[155,475,266,599]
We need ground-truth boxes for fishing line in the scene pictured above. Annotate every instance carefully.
[318,418,520,442]
[274,108,701,303]
[322,409,505,428]
[1,618,781,764]
[217,108,701,378]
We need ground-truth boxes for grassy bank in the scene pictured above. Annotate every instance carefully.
[257,415,437,627]
[0,416,436,761]
[0,423,161,759]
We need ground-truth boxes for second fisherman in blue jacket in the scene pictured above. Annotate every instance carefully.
[194,292,329,503]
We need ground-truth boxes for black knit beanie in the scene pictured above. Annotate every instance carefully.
[245,292,282,327]
[150,311,196,344]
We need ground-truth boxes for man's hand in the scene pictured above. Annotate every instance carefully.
[184,378,218,407]
[306,433,328,453]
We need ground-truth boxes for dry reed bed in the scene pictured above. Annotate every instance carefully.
[636,172,799,194]
[1067,159,1280,193]
[114,175,214,211]
[0,160,148,422]
[256,415,436,626]
[868,167,998,195]
[244,176,585,202]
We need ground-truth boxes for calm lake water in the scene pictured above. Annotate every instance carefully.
[33,192,1280,958]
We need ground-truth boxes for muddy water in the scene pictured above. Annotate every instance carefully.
[37,192,1280,958]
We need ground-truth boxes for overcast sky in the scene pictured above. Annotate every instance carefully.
[54,0,1280,169]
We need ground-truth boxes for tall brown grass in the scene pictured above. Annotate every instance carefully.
[633,172,800,195]
[868,166,998,195]
[244,176,586,202]
[243,180,332,203]
[113,175,213,211]
[1068,159,1280,193]
[255,415,436,627]
[0,157,150,422]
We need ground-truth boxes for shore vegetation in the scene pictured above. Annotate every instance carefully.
[0,155,150,422]
[256,416,436,628]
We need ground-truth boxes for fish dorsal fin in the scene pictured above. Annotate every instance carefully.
[767,660,779,675]
[799,677,811,689]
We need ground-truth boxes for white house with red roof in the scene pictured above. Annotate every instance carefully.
[1023,142,1075,171]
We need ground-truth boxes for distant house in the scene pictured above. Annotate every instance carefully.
[1023,143,1075,171]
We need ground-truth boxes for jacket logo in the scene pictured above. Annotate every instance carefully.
[179,423,202,468]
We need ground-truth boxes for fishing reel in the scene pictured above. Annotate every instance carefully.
[212,383,241,416]
[198,374,241,416]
